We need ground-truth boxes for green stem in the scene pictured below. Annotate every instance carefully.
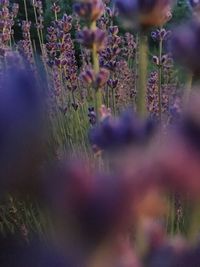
[33,5,43,53]
[90,21,102,117]
[138,33,148,117]
[54,11,58,21]
[23,0,28,22]
[158,38,163,123]
[92,43,100,73]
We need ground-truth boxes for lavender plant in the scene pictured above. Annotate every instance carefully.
[2,1,200,267]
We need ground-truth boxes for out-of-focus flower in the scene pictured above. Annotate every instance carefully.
[74,0,104,22]
[143,94,200,198]
[51,1,61,14]
[134,189,167,221]
[146,236,188,267]
[0,59,45,193]
[46,159,137,250]
[171,20,200,75]
[115,0,172,28]
[81,68,110,89]
[12,3,19,17]
[172,241,200,267]
[89,110,155,152]
[99,105,111,121]
[0,234,72,267]
[77,28,106,51]
[88,234,141,267]
[178,93,200,153]
[189,0,200,16]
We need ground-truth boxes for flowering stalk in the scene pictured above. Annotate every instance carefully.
[23,0,28,21]
[90,20,102,118]
[32,3,43,53]
[158,32,163,123]
[74,0,106,120]
[54,10,58,21]
[91,21,100,72]
[138,33,148,117]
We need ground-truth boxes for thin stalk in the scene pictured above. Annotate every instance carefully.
[135,33,139,107]
[23,0,28,22]
[138,33,148,117]
[158,38,163,123]
[33,5,43,53]
[92,44,100,73]
[111,74,116,115]
[90,21,102,117]
[54,10,58,21]
[24,0,36,70]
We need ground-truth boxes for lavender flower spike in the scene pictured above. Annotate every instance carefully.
[115,0,172,28]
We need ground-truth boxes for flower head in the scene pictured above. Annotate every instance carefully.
[74,0,104,22]
[81,67,109,89]
[171,20,200,75]
[89,110,155,152]
[77,28,106,51]
[115,0,172,28]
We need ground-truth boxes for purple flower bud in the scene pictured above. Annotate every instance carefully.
[107,79,118,89]
[160,28,167,39]
[81,68,109,89]
[81,69,95,85]
[51,3,61,13]
[152,55,159,66]
[95,68,110,88]
[151,31,158,41]
[109,26,119,35]
[88,107,97,125]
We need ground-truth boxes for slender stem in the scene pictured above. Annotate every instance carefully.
[90,21,102,117]
[33,5,43,53]
[54,11,58,21]
[135,33,139,107]
[91,20,100,73]
[92,44,100,73]
[158,38,163,123]
[137,33,148,117]
[23,0,28,22]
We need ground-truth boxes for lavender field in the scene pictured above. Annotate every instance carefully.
[1,0,200,266]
